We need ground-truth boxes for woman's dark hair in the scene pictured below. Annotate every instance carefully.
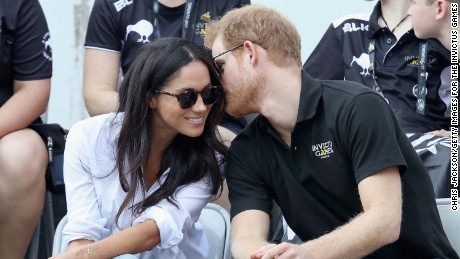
[114,37,227,222]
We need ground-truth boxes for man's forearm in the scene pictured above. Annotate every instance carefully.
[300,209,400,259]
[232,236,271,259]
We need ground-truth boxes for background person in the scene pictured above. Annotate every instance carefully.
[0,0,51,257]
[303,0,453,198]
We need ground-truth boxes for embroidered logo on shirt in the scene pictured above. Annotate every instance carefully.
[125,20,153,43]
[42,32,52,61]
[312,141,334,159]
[194,12,211,36]
[350,53,371,76]
[114,0,133,12]
[342,22,369,33]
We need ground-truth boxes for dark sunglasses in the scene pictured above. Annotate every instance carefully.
[154,85,222,109]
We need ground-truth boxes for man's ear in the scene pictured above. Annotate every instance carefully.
[243,40,259,67]
[435,0,449,20]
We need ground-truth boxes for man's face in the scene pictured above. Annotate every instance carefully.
[212,35,261,117]
[408,0,438,39]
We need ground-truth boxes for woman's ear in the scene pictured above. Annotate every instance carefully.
[148,94,157,109]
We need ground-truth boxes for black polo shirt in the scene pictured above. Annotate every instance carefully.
[226,71,458,258]
[303,2,451,133]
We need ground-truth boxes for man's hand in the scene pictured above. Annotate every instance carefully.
[426,129,451,138]
[250,243,307,259]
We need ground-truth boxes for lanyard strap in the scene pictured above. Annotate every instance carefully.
[152,0,195,39]
[416,41,428,115]
[368,39,381,94]
[368,39,428,115]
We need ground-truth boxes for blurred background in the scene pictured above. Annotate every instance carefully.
[39,0,376,129]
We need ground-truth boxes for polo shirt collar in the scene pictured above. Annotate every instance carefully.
[257,70,322,130]
[296,70,322,123]
[368,1,382,39]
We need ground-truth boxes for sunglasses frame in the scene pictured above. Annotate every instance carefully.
[154,85,222,109]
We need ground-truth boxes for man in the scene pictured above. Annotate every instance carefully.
[205,4,458,258]
[409,0,457,52]
[302,0,454,199]
[0,0,51,257]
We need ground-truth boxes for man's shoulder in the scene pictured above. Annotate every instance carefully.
[331,12,371,29]
[320,79,374,98]
[92,0,145,14]
[0,0,31,26]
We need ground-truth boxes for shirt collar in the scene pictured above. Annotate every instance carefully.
[257,70,322,131]
[368,1,383,38]
[296,70,322,123]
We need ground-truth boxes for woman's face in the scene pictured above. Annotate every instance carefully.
[151,60,215,139]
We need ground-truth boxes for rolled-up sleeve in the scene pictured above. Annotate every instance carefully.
[133,179,213,249]
[62,120,110,248]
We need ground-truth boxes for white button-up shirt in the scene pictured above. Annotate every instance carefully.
[62,113,215,258]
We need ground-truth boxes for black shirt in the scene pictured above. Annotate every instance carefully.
[303,2,451,133]
[226,71,458,258]
[0,0,52,108]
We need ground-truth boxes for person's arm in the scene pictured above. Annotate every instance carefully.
[51,220,160,259]
[231,210,271,259]
[83,48,121,116]
[0,79,50,137]
[252,166,402,259]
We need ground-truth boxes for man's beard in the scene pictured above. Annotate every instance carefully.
[225,67,264,117]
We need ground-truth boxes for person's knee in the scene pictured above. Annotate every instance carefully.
[0,129,47,188]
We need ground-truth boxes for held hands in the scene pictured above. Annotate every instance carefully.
[250,242,307,259]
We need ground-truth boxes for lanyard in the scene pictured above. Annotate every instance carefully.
[368,39,428,115]
[152,0,195,39]
[416,41,428,115]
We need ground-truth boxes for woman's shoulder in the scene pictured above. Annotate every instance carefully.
[68,113,123,141]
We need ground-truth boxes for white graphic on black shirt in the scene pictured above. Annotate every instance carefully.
[42,32,52,61]
[312,141,333,159]
[342,22,369,33]
[350,53,370,76]
[114,0,133,12]
[125,20,153,43]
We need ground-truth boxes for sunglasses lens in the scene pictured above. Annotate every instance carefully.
[202,87,222,105]
[177,91,197,109]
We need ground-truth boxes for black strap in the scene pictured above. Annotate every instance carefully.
[368,39,428,115]
[152,0,195,39]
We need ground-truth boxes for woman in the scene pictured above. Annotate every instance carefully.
[53,37,227,258]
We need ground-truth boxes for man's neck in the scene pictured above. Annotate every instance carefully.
[380,0,411,22]
[379,0,412,38]
[439,30,452,51]
[158,0,186,8]
[260,66,302,146]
